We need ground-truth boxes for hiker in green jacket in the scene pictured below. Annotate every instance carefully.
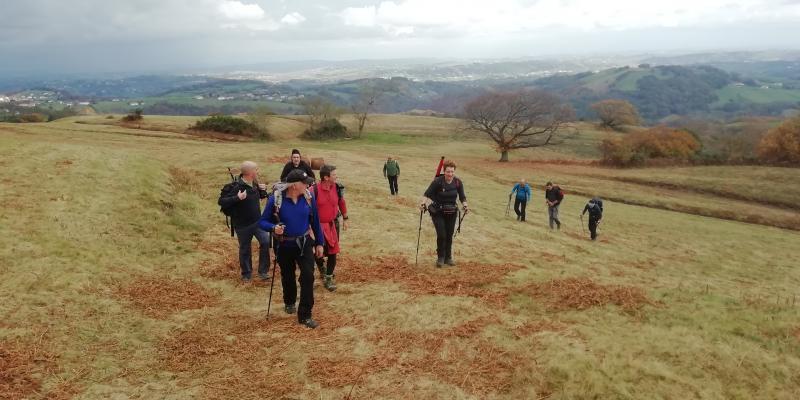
[383,155,400,195]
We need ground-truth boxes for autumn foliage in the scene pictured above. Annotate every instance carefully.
[757,116,800,165]
[601,126,701,166]
[591,99,640,130]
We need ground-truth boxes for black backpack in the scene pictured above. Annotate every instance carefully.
[587,198,604,217]
[218,168,242,236]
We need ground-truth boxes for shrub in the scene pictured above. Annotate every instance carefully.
[591,99,640,130]
[192,115,270,140]
[601,126,701,166]
[122,109,144,122]
[302,118,347,140]
[18,113,48,123]
[757,116,800,165]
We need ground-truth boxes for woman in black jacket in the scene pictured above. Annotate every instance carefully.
[420,160,468,267]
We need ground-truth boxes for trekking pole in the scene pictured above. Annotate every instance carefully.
[415,206,425,266]
[455,207,467,237]
[267,235,278,317]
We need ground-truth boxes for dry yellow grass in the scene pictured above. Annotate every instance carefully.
[1,115,799,399]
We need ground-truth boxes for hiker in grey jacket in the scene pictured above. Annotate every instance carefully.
[383,155,400,195]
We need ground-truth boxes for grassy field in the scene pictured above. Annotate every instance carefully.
[1,115,799,399]
[713,85,800,106]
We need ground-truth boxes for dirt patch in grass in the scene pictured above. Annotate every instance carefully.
[523,277,654,313]
[340,255,523,307]
[115,277,221,318]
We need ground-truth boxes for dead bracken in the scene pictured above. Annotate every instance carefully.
[115,276,221,318]
[340,255,523,307]
[0,335,80,400]
[524,277,654,312]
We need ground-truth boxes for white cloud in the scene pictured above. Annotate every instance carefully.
[339,5,377,27]
[338,0,800,36]
[218,0,265,20]
[281,12,306,25]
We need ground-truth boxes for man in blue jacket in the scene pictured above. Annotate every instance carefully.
[510,178,531,222]
[259,169,324,329]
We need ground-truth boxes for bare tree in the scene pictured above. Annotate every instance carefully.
[463,90,575,162]
[303,96,342,131]
[350,80,394,138]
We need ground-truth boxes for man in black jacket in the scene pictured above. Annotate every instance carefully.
[545,181,563,230]
[582,197,604,241]
[218,161,270,282]
[279,149,316,182]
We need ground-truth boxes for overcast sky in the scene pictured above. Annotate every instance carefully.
[2,0,800,75]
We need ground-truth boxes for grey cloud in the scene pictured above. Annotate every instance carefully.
[1,0,799,75]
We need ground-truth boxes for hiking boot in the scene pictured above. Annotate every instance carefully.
[258,273,270,281]
[445,258,456,266]
[436,257,445,268]
[324,275,337,292]
[241,275,252,283]
[299,318,319,329]
[284,304,296,314]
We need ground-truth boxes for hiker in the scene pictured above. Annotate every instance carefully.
[582,197,604,241]
[259,169,324,328]
[545,181,564,230]
[383,155,400,195]
[217,161,270,282]
[279,149,315,182]
[420,160,468,267]
[314,164,349,291]
[510,178,531,222]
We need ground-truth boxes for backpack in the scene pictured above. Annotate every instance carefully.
[218,170,242,237]
[587,198,603,217]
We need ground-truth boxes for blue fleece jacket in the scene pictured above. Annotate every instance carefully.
[511,183,531,201]
[259,193,324,247]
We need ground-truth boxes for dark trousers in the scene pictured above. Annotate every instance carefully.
[277,238,316,321]
[431,211,457,260]
[588,216,600,240]
[234,221,270,278]
[315,220,340,275]
[514,198,527,221]
[387,175,399,195]
[315,253,337,275]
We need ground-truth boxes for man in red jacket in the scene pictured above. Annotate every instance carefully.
[314,164,349,291]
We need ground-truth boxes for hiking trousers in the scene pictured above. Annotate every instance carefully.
[234,221,270,279]
[548,205,561,229]
[514,198,527,221]
[588,216,600,240]
[387,175,399,195]
[277,237,316,321]
[431,211,457,260]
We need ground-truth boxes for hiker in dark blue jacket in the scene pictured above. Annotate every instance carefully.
[582,197,604,241]
[510,179,531,222]
[259,169,324,329]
